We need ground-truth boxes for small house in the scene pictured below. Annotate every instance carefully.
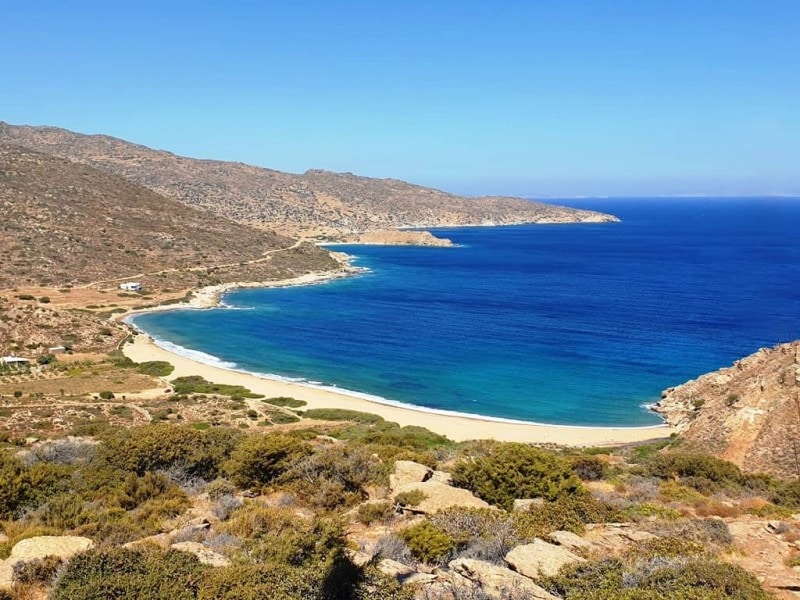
[1,356,31,367]
[120,282,143,292]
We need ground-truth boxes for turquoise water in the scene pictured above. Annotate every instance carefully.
[131,198,800,426]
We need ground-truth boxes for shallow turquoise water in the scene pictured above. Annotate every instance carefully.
[131,198,800,426]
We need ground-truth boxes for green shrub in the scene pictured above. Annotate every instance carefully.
[37,353,56,365]
[400,521,456,564]
[136,361,175,377]
[12,555,62,584]
[0,452,71,519]
[262,397,307,408]
[356,502,394,525]
[513,493,623,538]
[394,489,427,508]
[647,452,744,493]
[771,480,800,509]
[225,434,311,488]
[286,444,384,509]
[98,424,242,480]
[50,547,208,600]
[171,376,263,398]
[98,390,115,400]
[302,409,385,424]
[542,552,771,600]
[451,442,584,510]
[269,412,301,424]
[222,504,345,567]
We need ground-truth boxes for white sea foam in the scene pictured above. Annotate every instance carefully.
[147,337,239,370]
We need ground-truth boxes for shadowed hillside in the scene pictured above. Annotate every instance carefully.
[0,144,338,290]
[0,122,617,237]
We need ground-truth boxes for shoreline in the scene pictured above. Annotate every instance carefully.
[119,250,672,446]
[121,332,672,446]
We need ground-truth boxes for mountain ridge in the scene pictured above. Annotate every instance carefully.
[0,121,618,237]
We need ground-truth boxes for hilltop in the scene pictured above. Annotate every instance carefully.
[0,122,617,238]
[655,341,800,478]
[0,143,338,291]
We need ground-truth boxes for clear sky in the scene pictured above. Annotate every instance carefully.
[1,1,798,197]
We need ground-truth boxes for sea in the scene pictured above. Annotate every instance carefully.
[130,198,800,427]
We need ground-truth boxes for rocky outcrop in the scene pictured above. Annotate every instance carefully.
[389,460,433,491]
[653,341,800,476]
[548,530,594,553]
[505,538,585,579]
[448,558,558,599]
[392,481,491,514]
[377,559,437,585]
[342,230,455,247]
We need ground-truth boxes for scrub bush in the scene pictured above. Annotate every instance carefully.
[451,442,583,510]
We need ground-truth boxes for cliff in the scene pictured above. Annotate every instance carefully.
[654,341,800,477]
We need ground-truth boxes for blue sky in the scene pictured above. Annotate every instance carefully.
[1,1,798,197]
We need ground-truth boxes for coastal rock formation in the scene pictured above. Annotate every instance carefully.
[654,341,800,477]
[0,121,619,238]
[339,230,456,246]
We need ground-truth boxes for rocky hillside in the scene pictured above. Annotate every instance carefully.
[0,122,617,236]
[0,144,338,290]
[654,341,800,477]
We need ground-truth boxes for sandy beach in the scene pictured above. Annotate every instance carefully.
[122,333,673,446]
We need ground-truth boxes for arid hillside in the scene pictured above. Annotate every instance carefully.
[0,144,338,290]
[655,341,800,478]
[0,122,617,236]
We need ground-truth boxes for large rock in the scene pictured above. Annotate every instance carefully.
[449,558,557,599]
[389,460,433,491]
[1,535,94,589]
[377,558,437,585]
[171,542,230,567]
[393,481,490,514]
[549,530,594,553]
[10,535,94,561]
[505,538,585,579]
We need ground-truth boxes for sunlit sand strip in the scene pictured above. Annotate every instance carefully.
[122,334,672,446]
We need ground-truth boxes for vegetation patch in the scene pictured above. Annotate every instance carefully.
[171,376,263,399]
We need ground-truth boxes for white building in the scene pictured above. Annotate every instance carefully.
[1,356,30,366]
[119,282,143,292]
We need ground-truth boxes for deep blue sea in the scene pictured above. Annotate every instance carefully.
[131,198,800,426]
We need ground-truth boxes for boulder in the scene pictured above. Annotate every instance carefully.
[389,460,433,491]
[1,535,95,590]
[449,558,557,599]
[429,470,452,485]
[0,561,13,590]
[549,530,594,552]
[10,535,94,561]
[377,558,437,585]
[171,542,230,567]
[505,538,585,579]
[393,481,490,514]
